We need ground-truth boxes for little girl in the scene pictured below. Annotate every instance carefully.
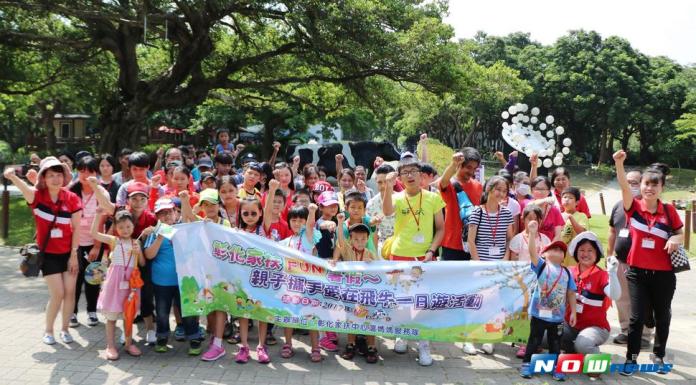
[91,209,145,360]
[315,191,340,351]
[218,176,239,227]
[278,202,322,362]
[234,195,274,364]
[214,128,234,156]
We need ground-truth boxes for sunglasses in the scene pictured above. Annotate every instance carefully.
[241,211,259,217]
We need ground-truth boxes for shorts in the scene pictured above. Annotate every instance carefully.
[102,311,123,321]
[440,247,471,261]
[390,255,435,262]
[41,252,70,276]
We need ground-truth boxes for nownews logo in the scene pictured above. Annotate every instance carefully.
[531,353,673,375]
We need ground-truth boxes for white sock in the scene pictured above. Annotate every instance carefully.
[213,337,223,348]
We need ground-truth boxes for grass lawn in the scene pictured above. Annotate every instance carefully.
[0,197,35,247]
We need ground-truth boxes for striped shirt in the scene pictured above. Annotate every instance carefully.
[469,205,514,260]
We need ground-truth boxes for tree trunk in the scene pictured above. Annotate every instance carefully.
[98,101,147,155]
[597,127,609,165]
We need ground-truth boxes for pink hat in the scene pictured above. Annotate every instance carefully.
[312,181,334,193]
[36,156,72,190]
[317,191,339,207]
[127,182,150,198]
[154,198,175,213]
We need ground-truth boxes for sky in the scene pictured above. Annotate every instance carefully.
[444,0,696,65]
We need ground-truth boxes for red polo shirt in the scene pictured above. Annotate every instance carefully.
[626,198,682,271]
[440,178,482,250]
[30,188,83,254]
[567,265,610,331]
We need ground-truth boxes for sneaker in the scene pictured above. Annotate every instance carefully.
[650,354,670,375]
[201,344,226,362]
[87,312,99,327]
[60,331,74,344]
[613,333,628,344]
[43,334,56,345]
[69,314,79,328]
[266,332,278,346]
[174,325,186,341]
[519,363,532,379]
[418,342,433,366]
[393,338,408,354]
[463,342,477,355]
[319,336,338,352]
[619,359,637,377]
[365,347,379,364]
[257,345,271,364]
[188,339,203,356]
[481,343,494,355]
[154,338,168,353]
[326,331,339,344]
[516,345,527,359]
[119,333,125,345]
[146,330,157,344]
[341,343,356,360]
[552,372,567,381]
[235,346,250,364]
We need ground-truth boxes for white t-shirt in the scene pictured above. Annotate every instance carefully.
[509,232,551,262]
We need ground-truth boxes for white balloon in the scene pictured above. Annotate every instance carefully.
[546,130,554,138]
[521,104,529,112]
[555,152,564,159]
[562,146,570,155]
[502,122,509,129]
[548,139,556,146]
[543,159,553,168]
[530,116,538,124]
[546,115,555,124]
[553,157,563,166]
[539,123,547,130]
[531,107,540,116]
[536,158,543,168]
[502,111,510,119]
[563,138,572,147]
[522,115,530,123]
[509,105,517,114]
[511,116,519,124]
[555,126,565,135]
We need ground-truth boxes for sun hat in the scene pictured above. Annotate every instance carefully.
[36,156,72,190]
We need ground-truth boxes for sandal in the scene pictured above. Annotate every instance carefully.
[280,344,295,359]
[105,347,120,361]
[365,346,379,364]
[125,344,142,357]
[341,343,356,360]
[226,332,241,345]
[310,348,322,363]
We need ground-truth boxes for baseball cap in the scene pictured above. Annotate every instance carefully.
[241,153,258,165]
[199,188,219,204]
[542,240,568,254]
[317,191,339,207]
[127,182,149,198]
[198,158,213,169]
[166,160,182,169]
[348,223,371,234]
[312,181,334,193]
[154,198,175,213]
[200,171,216,182]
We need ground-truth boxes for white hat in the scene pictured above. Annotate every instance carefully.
[36,156,72,190]
[568,231,604,260]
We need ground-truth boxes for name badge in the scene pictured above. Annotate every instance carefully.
[489,246,501,256]
[619,229,630,238]
[50,228,63,239]
[119,281,130,290]
[641,238,655,249]
[413,233,425,244]
[576,303,584,314]
[539,308,553,319]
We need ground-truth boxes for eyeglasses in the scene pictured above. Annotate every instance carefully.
[241,211,259,217]
[533,187,549,192]
[399,170,421,177]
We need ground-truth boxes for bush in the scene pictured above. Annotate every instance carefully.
[584,164,615,180]
[417,138,454,173]
[141,143,174,155]
[0,141,12,163]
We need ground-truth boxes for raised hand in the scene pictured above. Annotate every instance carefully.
[273,141,281,151]
[613,150,627,164]
[385,171,398,186]
[151,174,162,187]
[268,178,280,191]
[3,167,15,179]
[336,212,345,223]
[87,176,99,186]
[335,154,344,163]
[308,203,318,212]
[527,220,538,234]
[452,152,465,167]
[178,190,190,201]
[419,133,428,142]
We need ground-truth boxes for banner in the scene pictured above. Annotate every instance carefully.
[166,222,536,343]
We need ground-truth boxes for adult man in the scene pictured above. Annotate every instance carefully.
[365,164,396,257]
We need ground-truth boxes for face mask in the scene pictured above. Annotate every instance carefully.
[630,187,640,197]
[516,183,531,196]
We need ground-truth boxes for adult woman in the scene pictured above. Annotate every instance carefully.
[98,154,121,203]
[4,157,82,344]
[614,150,683,376]
[529,176,564,241]
[550,167,591,218]
[562,232,621,378]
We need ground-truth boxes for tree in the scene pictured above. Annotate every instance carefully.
[0,0,457,154]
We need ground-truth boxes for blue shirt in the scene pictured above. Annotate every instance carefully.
[145,232,179,286]
[528,258,576,323]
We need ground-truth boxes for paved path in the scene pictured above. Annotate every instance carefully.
[1,246,695,385]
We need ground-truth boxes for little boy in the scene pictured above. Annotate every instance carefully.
[559,187,589,266]
[333,213,379,364]
[520,220,577,381]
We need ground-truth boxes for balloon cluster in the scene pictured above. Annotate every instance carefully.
[500,103,572,168]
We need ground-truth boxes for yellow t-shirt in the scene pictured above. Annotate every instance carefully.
[390,189,445,258]
[561,211,589,266]
[195,215,232,228]
[237,187,261,200]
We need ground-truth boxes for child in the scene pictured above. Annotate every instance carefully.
[519,220,577,381]
[559,187,589,266]
[292,188,312,208]
[214,128,234,156]
[342,190,379,255]
[91,209,145,360]
[315,191,340,351]
[143,198,204,356]
[265,184,292,242]
[218,176,239,227]
[333,213,379,364]
[278,202,322,362]
[233,195,274,363]
[179,189,230,361]
[237,162,263,199]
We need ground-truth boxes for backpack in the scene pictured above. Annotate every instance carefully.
[453,181,476,249]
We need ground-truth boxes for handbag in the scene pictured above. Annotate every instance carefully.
[19,203,60,277]
[663,203,690,273]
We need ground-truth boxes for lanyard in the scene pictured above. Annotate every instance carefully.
[81,191,95,218]
[575,265,596,289]
[543,263,563,300]
[352,246,365,261]
[293,234,303,250]
[224,207,237,227]
[404,191,423,231]
[521,231,542,253]
[483,205,501,244]
[119,240,134,282]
